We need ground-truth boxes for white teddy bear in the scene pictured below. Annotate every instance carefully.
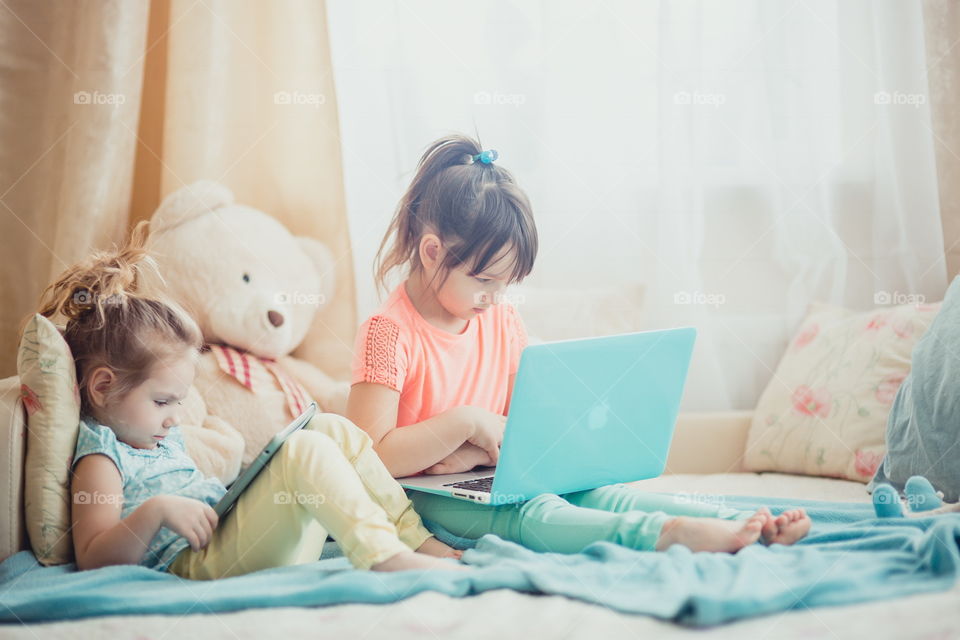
[147,181,350,470]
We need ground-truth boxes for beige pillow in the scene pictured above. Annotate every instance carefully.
[743,300,941,482]
[18,314,80,565]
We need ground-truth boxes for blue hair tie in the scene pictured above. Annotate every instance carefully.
[473,149,499,165]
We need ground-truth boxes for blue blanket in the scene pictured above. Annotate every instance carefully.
[1,497,958,627]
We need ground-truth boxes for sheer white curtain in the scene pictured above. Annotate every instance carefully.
[326,0,946,410]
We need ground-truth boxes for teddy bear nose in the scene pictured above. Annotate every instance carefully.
[267,310,285,328]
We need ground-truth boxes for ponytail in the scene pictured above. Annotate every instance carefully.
[374,134,538,294]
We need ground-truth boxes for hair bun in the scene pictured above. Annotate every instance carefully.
[37,221,156,326]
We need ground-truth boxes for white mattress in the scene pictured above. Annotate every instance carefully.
[628,471,874,503]
[6,473,957,639]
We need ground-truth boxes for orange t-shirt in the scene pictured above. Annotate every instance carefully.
[351,282,528,428]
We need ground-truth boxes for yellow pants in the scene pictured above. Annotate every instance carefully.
[167,413,433,580]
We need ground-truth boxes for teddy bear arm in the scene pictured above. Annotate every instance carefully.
[181,415,246,486]
[278,355,351,415]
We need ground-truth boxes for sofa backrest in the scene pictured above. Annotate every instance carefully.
[1,376,27,563]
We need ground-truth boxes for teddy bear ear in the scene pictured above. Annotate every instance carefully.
[150,180,235,232]
[297,237,337,308]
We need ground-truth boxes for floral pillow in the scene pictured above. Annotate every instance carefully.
[743,299,941,482]
[18,314,81,565]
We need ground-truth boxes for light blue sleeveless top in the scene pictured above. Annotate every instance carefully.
[72,416,227,571]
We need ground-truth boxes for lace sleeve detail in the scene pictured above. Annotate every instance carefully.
[355,315,406,391]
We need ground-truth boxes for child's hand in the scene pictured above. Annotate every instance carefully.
[149,495,219,552]
[456,406,505,464]
[424,442,495,475]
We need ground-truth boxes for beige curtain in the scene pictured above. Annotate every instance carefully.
[0,0,355,380]
[2,0,957,381]
[923,0,960,278]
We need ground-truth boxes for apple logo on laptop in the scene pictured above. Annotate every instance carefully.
[587,401,610,430]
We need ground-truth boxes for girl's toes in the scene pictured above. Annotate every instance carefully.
[740,519,764,545]
[760,518,779,543]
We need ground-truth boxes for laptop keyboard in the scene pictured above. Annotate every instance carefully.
[443,476,494,493]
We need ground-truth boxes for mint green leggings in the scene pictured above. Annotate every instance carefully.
[409,484,752,553]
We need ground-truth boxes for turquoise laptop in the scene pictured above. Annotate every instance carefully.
[398,327,697,505]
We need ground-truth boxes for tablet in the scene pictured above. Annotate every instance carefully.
[214,402,318,519]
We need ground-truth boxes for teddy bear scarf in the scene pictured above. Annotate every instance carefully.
[208,344,312,419]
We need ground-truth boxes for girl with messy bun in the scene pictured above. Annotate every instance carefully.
[48,222,463,578]
[38,221,203,417]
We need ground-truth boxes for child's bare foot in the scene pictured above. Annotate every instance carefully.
[371,551,467,572]
[416,536,464,560]
[760,508,811,545]
[655,510,767,553]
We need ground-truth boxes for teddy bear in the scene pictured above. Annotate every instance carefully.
[872,476,960,518]
[146,180,351,469]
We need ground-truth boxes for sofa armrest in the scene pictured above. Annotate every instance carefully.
[664,411,753,474]
[0,376,26,563]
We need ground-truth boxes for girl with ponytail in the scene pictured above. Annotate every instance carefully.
[347,134,811,554]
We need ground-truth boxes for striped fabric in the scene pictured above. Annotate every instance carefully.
[208,344,312,419]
